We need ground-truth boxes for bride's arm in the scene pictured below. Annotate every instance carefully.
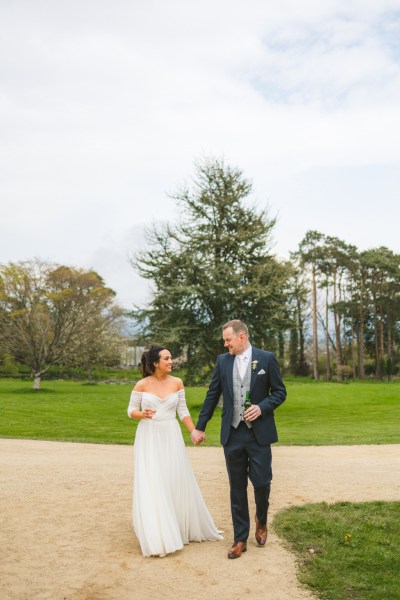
[176,383,205,442]
[177,388,195,433]
[181,416,195,433]
[127,383,155,420]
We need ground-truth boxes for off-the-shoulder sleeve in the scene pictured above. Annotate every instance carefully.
[177,389,190,421]
[127,391,142,418]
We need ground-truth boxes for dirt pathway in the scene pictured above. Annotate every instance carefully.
[1,440,399,600]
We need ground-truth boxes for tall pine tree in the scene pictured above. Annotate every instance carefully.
[130,157,292,380]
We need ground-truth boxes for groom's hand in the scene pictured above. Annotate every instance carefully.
[244,404,261,421]
[191,429,206,445]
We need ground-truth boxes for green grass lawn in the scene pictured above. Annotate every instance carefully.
[276,379,400,445]
[273,501,400,600]
[0,378,399,446]
[1,378,399,600]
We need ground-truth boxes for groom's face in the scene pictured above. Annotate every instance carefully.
[223,327,248,355]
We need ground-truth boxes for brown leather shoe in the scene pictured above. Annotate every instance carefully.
[227,541,247,559]
[255,515,268,546]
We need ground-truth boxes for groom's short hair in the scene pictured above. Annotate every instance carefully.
[222,319,249,337]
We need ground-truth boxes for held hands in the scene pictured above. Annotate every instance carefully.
[191,429,206,446]
[244,404,261,422]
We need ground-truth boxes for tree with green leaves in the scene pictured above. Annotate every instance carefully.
[320,236,356,381]
[287,262,309,376]
[295,230,326,380]
[130,157,293,380]
[0,260,123,388]
[361,247,400,379]
[343,248,368,379]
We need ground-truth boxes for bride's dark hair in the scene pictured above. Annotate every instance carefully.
[141,345,169,377]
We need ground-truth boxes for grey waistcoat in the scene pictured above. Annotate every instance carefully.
[231,357,252,428]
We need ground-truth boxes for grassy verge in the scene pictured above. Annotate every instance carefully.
[273,501,400,600]
[0,379,399,446]
[275,379,400,445]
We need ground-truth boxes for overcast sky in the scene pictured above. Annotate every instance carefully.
[1,0,400,309]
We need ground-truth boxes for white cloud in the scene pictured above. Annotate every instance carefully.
[1,0,400,307]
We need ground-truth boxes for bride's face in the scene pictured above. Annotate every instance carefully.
[155,349,173,374]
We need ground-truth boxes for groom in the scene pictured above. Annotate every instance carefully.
[191,320,286,559]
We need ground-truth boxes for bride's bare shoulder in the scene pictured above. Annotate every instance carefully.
[170,375,184,390]
[133,378,146,392]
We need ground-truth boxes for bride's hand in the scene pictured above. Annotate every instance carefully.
[141,409,156,419]
[191,429,206,445]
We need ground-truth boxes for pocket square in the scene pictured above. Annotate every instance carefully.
[257,369,266,375]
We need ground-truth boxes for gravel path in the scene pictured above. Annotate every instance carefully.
[1,439,399,600]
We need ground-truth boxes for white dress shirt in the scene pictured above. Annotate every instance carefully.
[235,345,252,379]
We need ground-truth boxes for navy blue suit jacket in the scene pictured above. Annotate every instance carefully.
[196,347,286,446]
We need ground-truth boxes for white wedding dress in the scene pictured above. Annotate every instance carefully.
[127,390,223,557]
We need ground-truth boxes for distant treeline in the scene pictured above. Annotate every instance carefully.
[290,231,399,380]
[1,159,399,385]
[130,158,400,382]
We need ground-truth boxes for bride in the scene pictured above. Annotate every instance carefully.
[127,345,222,557]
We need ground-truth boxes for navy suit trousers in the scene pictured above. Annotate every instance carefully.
[223,421,272,542]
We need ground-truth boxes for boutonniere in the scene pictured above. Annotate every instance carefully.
[251,360,258,372]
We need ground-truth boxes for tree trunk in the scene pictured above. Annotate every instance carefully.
[351,320,356,379]
[358,276,365,380]
[312,265,319,380]
[387,305,393,381]
[325,285,331,380]
[289,326,298,375]
[379,283,385,378]
[33,374,41,390]
[387,312,393,357]
[297,296,307,375]
[278,330,285,373]
[333,267,342,380]
[372,289,381,379]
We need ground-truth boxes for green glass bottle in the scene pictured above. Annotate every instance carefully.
[243,391,252,424]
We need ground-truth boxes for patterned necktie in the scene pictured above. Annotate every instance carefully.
[238,355,247,379]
